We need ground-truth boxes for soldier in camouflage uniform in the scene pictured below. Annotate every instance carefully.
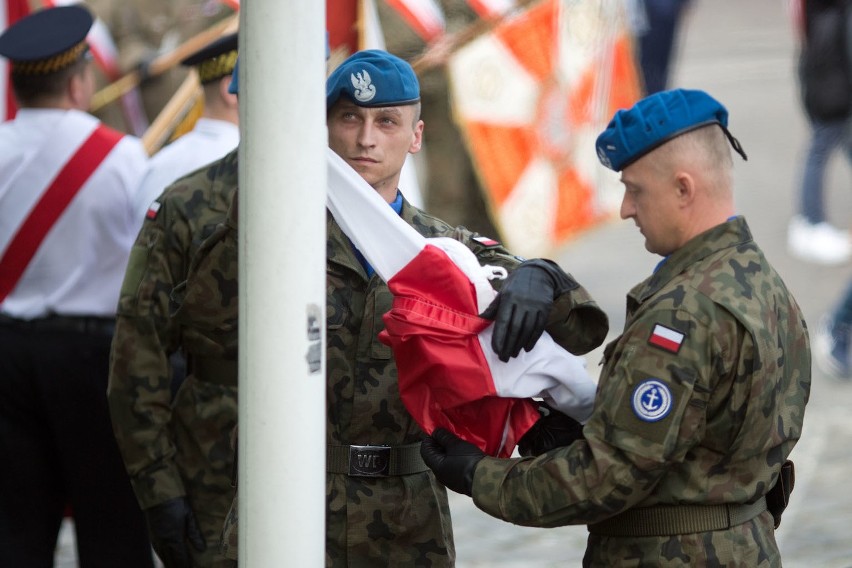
[177,49,609,566]
[421,89,811,567]
[170,187,239,562]
[108,143,239,567]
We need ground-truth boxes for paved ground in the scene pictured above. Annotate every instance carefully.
[56,0,851,566]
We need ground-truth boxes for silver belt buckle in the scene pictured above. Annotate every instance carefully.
[348,445,391,477]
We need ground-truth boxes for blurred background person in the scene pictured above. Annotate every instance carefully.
[93,0,234,128]
[0,5,152,566]
[815,280,852,379]
[787,0,851,265]
[108,56,240,568]
[134,31,239,217]
[629,0,694,94]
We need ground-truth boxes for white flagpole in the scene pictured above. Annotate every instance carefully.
[239,0,326,565]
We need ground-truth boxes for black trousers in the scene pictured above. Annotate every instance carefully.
[0,320,154,568]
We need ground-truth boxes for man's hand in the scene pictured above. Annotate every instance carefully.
[480,259,578,362]
[517,403,584,457]
[420,428,486,496]
[145,496,206,568]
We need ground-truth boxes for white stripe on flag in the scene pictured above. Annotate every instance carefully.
[466,0,516,18]
[649,324,685,353]
[652,324,683,344]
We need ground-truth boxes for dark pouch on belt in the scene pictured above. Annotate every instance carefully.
[766,460,795,529]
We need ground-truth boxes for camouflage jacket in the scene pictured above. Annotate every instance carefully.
[107,148,238,510]
[188,191,608,566]
[326,200,607,567]
[472,217,811,567]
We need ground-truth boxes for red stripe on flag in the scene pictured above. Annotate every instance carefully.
[648,334,681,353]
[382,245,540,456]
[0,125,123,302]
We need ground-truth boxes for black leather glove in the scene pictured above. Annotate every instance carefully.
[145,497,206,568]
[480,259,579,362]
[517,403,584,457]
[420,428,486,496]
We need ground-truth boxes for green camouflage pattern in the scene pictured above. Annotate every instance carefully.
[107,148,239,565]
[325,200,606,567]
[176,194,240,561]
[186,189,608,566]
[170,187,240,564]
[472,217,811,567]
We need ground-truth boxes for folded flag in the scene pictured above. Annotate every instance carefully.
[326,148,596,457]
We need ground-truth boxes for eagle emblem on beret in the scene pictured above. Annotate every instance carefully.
[350,69,376,103]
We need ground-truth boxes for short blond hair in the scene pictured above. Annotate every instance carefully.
[652,124,733,192]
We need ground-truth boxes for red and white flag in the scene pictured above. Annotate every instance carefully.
[383,0,445,42]
[326,148,596,457]
[467,0,517,19]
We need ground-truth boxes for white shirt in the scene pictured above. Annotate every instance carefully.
[0,109,149,319]
[133,117,239,219]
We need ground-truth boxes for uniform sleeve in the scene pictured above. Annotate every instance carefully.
[457,227,608,355]
[471,305,722,527]
[107,195,191,509]
[544,278,608,355]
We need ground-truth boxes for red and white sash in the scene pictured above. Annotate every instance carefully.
[0,113,123,303]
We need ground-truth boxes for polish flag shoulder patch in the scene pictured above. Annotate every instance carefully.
[648,324,685,354]
[145,201,161,220]
[473,235,500,247]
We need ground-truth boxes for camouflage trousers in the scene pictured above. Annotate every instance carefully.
[173,375,238,566]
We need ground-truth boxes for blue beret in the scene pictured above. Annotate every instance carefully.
[228,57,239,95]
[0,5,93,75]
[596,88,746,171]
[326,49,419,110]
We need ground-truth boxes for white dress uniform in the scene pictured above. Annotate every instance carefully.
[0,108,149,318]
[133,117,239,219]
[0,6,155,566]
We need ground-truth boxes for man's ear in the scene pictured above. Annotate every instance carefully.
[219,75,238,108]
[409,119,424,154]
[674,171,696,205]
[67,70,87,109]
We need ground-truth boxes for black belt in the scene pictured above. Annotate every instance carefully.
[327,443,428,477]
[588,497,767,537]
[0,314,116,336]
